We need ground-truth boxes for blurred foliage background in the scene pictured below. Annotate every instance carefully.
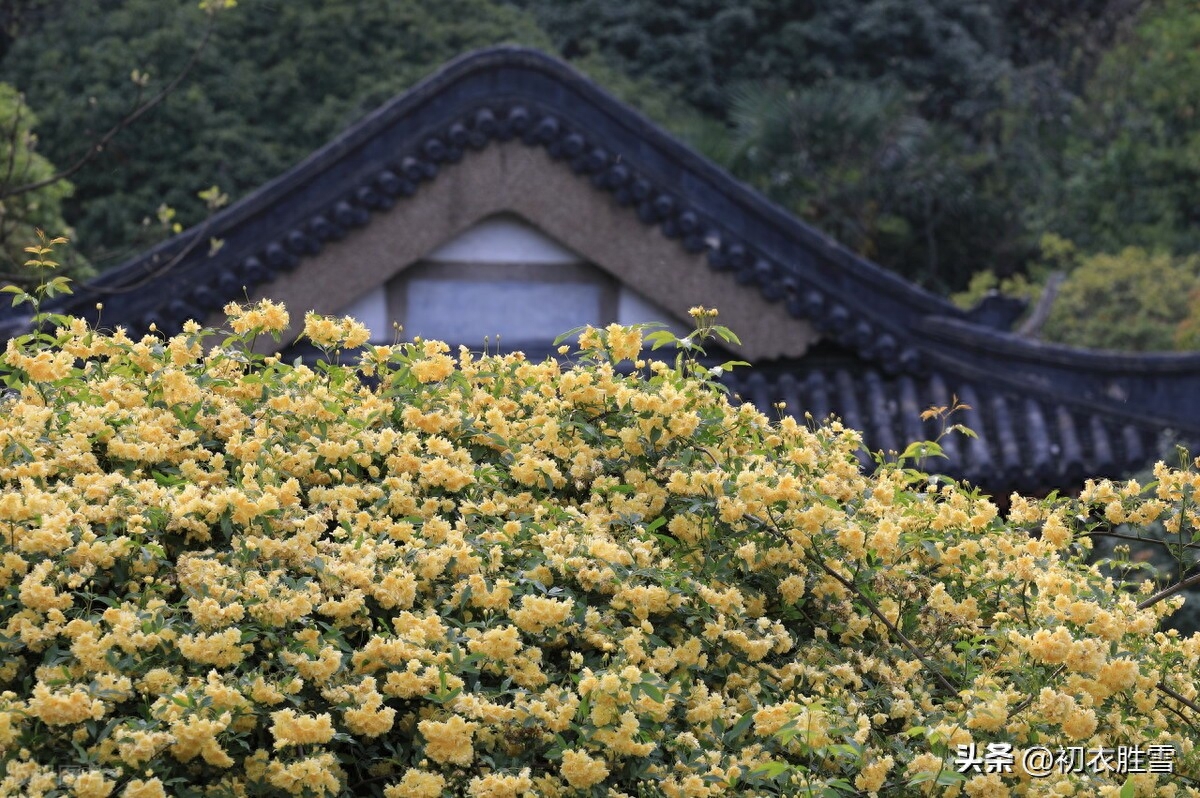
[0,0,1196,350]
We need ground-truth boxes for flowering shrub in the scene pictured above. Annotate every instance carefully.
[0,260,1198,795]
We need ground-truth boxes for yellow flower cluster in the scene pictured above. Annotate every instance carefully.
[560,748,609,788]
[270,709,336,749]
[418,714,477,765]
[0,303,1196,796]
[302,310,371,349]
[223,298,290,336]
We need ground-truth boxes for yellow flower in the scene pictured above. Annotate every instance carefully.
[69,770,116,798]
[270,709,336,749]
[560,749,609,789]
[170,711,235,767]
[385,770,446,798]
[1026,627,1073,665]
[854,756,893,794]
[343,680,396,737]
[1096,658,1139,693]
[604,323,642,362]
[23,350,73,382]
[26,682,104,726]
[508,595,573,635]
[225,298,290,335]
[344,702,396,737]
[1060,707,1098,740]
[176,628,248,667]
[116,729,173,768]
[303,312,371,349]
[249,676,287,705]
[121,779,167,798]
[962,772,1008,798]
[467,625,523,662]
[411,354,455,383]
[266,752,344,795]
[467,769,534,797]
[1042,511,1072,548]
[418,715,476,765]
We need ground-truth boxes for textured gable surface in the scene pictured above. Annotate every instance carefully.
[4,46,1198,496]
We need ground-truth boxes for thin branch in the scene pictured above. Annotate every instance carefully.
[0,14,217,199]
[84,214,216,295]
[751,506,958,696]
[1010,665,1064,717]
[1137,569,1200,611]
[1084,529,1200,552]
[3,90,23,187]
[808,552,959,697]
[1157,680,1200,717]
[1158,693,1199,733]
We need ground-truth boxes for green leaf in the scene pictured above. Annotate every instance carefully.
[711,325,742,345]
[639,681,664,703]
[935,771,968,786]
[553,325,589,346]
[724,711,754,743]
[750,761,789,779]
[900,440,945,461]
[1119,778,1136,798]
[644,330,679,351]
[423,686,462,704]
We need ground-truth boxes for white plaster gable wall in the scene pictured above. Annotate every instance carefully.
[406,280,602,345]
[617,289,691,338]
[423,213,583,264]
[335,213,689,345]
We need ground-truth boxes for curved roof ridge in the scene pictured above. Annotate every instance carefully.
[8,45,965,371]
[920,316,1200,373]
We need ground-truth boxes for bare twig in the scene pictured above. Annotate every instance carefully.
[1138,570,1200,611]
[751,505,958,695]
[1157,680,1200,717]
[3,90,22,187]
[1084,529,1200,552]
[84,213,217,295]
[1158,693,1199,733]
[1010,664,1064,717]
[807,552,960,696]
[0,14,217,199]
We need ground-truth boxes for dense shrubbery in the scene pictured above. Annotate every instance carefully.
[953,236,1200,351]
[0,264,1198,795]
[0,83,88,285]
[1040,247,1200,352]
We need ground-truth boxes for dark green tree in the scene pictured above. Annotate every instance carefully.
[0,0,555,267]
[0,0,1183,304]
[0,0,709,271]
[509,0,1156,292]
[0,82,88,286]
[1050,0,1200,256]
